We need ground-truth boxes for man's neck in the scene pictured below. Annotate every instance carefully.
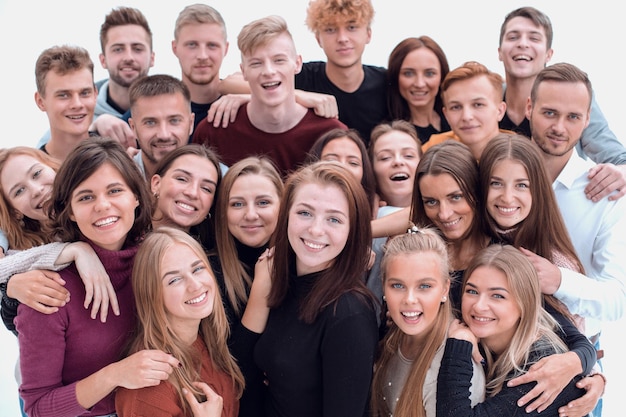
[184,76,221,105]
[45,131,90,161]
[324,60,365,93]
[247,98,307,133]
[540,147,572,183]
[107,80,131,112]
[504,73,536,125]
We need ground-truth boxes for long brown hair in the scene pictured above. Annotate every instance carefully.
[130,227,244,415]
[479,134,583,320]
[268,161,375,323]
[214,156,283,317]
[0,147,60,249]
[371,228,451,417]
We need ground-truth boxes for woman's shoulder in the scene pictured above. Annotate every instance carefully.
[115,380,180,417]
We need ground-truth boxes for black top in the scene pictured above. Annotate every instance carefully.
[436,338,587,417]
[296,61,389,146]
[253,270,378,417]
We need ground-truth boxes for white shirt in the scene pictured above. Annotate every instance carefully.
[553,151,626,337]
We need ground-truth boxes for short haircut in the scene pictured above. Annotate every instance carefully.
[99,6,153,51]
[129,74,191,111]
[530,62,592,109]
[35,45,94,96]
[237,15,295,57]
[305,0,375,32]
[441,61,503,104]
[499,6,553,49]
[174,3,227,41]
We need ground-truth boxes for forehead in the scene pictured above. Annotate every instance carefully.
[243,32,296,60]
[43,68,94,94]
[133,92,190,115]
[504,16,546,37]
[177,22,226,42]
[445,75,499,102]
[534,80,591,108]
[104,24,151,48]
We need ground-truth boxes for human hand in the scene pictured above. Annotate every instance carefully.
[184,381,223,417]
[295,90,339,119]
[126,146,140,159]
[558,374,605,417]
[448,319,483,364]
[519,247,561,294]
[207,94,250,128]
[70,241,120,322]
[507,352,581,413]
[6,270,69,314]
[115,349,180,389]
[92,114,137,149]
[585,163,626,202]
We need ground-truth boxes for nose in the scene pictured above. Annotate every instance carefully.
[391,153,405,166]
[95,195,112,212]
[261,60,276,76]
[461,106,473,121]
[308,216,324,236]
[473,294,489,312]
[69,92,83,109]
[501,184,514,203]
[183,182,199,199]
[187,274,204,292]
[244,204,259,220]
[197,44,209,60]
[437,201,453,220]
[156,122,170,139]
[336,27,349,42]
[405,288,418,304]
[414,73,426,87]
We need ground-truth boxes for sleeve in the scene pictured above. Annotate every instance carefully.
[320,299,378,417]
[544,302,596,375]
[16,304,86,417]
[436,339,586,417]
[0,242,71,284]
[555,200,626,322]
[577,91,626,165]
[229,323,267,417]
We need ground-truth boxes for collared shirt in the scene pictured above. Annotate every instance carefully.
[553,151,626,337]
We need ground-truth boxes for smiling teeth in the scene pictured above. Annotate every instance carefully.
[391,173,409,181]
[498,207,517,213]
[402,311,421,318]
[95,217,118,227]
[186,292,207,304]
[263,82,280,87]
[441,218,460,227]
[177,202,195,211]
[473,316,493,322]
[304,240,325,250]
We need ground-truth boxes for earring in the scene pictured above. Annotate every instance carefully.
[153,193,159,200]
[382,295,386,301]
[441,296,447,303]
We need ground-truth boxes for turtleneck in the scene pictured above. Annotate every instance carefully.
[234,238,268,274]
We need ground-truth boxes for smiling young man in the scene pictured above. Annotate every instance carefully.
[192,15,346,177]
[127,74,194,180]
[422,61,509,161]
[297,0,388,144]
[498,6,626,202]
[172,4,229,133]
[34,45,97,162]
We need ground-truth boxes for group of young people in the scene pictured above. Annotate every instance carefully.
[0,1,624,417]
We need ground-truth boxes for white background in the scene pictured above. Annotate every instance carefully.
[0,1,624,415]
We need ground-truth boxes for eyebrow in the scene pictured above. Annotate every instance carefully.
[162,259,204,280]
[73,182,126,197]
[466,282,510,292]
[297,201,347,217]
[172,168,217,187]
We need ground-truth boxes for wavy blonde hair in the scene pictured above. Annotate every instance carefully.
[130,227,244,414]
[464,244,567,395]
